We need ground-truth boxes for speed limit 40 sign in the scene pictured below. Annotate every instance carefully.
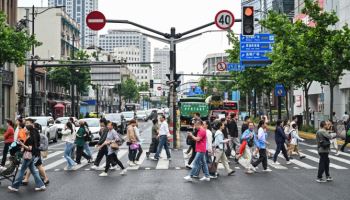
[215,10,235,30]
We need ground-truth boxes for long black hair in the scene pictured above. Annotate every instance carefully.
[66,122,73,133]
[257,120,265,129]
[25,125,39,148]
[204,120,212,131]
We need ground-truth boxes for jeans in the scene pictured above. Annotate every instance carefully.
[190,152,209,177]
[252,149,268,170]
[1,143,10,166]
[94,146,108,166]
[317,152,330,179]
[154,135,171,159]
[12,158,45,189]
[136,145,143,161]
[273,142,289,162]
[128,146,137,162]
[64,142,76,168]
[83,142,92,157]
[105,153,125,173]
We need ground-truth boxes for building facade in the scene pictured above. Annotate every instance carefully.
[202,53,228,74]
[0,0,18,126]
[99,30,151,62]
[48,0,98,48]
[153,46,170,81]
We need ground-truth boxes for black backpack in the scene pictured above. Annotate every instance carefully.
[84,126,92,142]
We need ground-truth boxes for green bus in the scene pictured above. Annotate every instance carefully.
[179,97,209,130]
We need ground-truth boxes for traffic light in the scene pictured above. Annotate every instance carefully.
[242,6,254,35]
[150,80,154,88]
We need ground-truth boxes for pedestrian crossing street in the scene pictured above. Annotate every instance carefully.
[1,142,350,172]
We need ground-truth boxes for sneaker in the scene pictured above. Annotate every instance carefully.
[192,175,199,179]
[316,178,327,183]
[91,165,98,170]
[146,152,150,159]
[120,169,127,176]
[34,186,46,191]
[185,164,192,169]
[64,166,69,171]
[151,157,159,161]
[99,172,108,177]
[209,175,218,179]
[167,157,172,161]
[199,177,210,182]
[110,166,117,170]
[228,170,236,176]
[273,161,280,165]
[246,170,254,174]
[286,161,292,165]
[326,176,333,182]
[334,152,340,156]
[289,156,294,160]
[129,162,136,167]
[251,166,258,172]
[184,175,193,182]
[262,168,272,172]
[299,155,306,159]
[8,186,19,192]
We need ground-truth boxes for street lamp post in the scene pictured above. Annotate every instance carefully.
[30,5,65,116]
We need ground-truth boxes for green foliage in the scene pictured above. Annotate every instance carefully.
[120,78,139,102]
[138,82,149,92]
[0,11,40,66]
[300,125,317,134]
[48,50,91,93]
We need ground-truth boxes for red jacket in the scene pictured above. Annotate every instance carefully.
[4,126,14,144]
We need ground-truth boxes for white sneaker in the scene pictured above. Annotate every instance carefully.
[184,175,193,182]
[91,165,98,170]
[120,169,127,176]
[335,152,340,156]
[99,172,108,177]
[110,166,117,170]
[129,162,136,167]
[8,186,19,192]
[251,166,258,172]
[199,177,210,182]
[35,186,46,191]
[262,168,272,172]
[286,161,292,165]
[64,166,69,171]
[273,161,280,165]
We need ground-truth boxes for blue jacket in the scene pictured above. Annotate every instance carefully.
[275,126,287,144]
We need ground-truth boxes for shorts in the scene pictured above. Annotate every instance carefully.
[34,157,43,167]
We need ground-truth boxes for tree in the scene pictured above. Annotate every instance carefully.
[0,12,40,67]
[138,82,149,92]
[48,50,91,94]
[119,78,139,102]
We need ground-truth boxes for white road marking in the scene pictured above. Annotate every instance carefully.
[299,142,317,148]
[49,142,66,148]
[128,151,146,170]
[156,150,171,169]
[267,159,288,169]
[299,152,347,169]
[74,152,98,170]
[330,149,350,157]
[97,149,128,171]
[43,151,64,161]
[307,149,350,165]
[270,149,316,169]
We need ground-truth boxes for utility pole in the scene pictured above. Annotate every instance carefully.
[30,5,36,116]
[71,34,76,117]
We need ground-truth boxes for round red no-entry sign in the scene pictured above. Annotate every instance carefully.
[86,11,106,31]
[157,86,162,91]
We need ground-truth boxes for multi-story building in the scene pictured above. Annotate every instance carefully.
[99,30,151,62]
[112,47,152,86]
[48,0,98,48]
[153,46,170,81]
[292,0,350,124]
[202,53,228,74]
[17,7,80,117]
[0,0,17,126]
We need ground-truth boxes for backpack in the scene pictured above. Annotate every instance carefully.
[38,133,49,151]
[84,126,92,142]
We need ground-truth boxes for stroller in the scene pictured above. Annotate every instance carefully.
[0,142,22,185]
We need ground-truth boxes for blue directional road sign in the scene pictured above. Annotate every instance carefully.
[240,33,274,66]
[274,84,286,97]
[227,63,245,72]
[232,91,240,101]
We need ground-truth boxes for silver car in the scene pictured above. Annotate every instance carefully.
[136,110,148,121]
[80,118,101,145]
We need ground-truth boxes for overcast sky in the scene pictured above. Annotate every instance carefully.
[19,0,242,81]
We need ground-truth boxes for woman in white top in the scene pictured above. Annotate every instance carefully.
[287,123,305,159]
[203,121,213,162]
[62,122,77,170]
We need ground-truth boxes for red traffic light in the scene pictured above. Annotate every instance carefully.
[244,7,254,16]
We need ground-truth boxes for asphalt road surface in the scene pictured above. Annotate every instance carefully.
[0,121,349,200]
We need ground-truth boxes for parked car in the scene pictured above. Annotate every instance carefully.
[27,116,58,143]
[54,117,78,138]
[121,111,136,123]
[80,118,101,145]
[136,110,148,121]
[104,113,127,134]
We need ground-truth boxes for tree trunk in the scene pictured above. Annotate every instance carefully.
[304,83,310,127]
[329,84,334,122]
[285,88,290,120]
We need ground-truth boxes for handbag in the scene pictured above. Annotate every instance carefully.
[23,151,33,160]
[110,142,119,150]
[130,143,140,150]
[41,150,48,159]
[208,157,218,174]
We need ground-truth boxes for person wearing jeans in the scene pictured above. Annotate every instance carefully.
[316,121,336,183]
[62,122,77,170]
[153,115,171,160]
[184,120,210,182]
[75,120,92,164]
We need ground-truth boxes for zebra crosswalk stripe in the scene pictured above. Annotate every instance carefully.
[270,149,316,169]
[307,149,350,165]
[267,159,288,169]
[299,152,347,169]
[43,151,64,161]
[128,151,146,170]
[156,150,171,169]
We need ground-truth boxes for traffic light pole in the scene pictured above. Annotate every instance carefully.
[105,19,242,148]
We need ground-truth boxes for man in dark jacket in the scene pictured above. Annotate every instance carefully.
[273,119,291,165]
[241,116,250,135]
[91,118,109,170]
[227,113,239,152]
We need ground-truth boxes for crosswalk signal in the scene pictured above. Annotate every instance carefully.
[242,6,254,35]
[150,80,154,88]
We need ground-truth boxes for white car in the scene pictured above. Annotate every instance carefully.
[136,110,148,121]
[121,111,135,123]
[27,116,58,143]
[79,118,101,145]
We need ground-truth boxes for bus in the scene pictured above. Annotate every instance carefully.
[124,103,141,112]
[208,95,239,121]
[179,97,209,130]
